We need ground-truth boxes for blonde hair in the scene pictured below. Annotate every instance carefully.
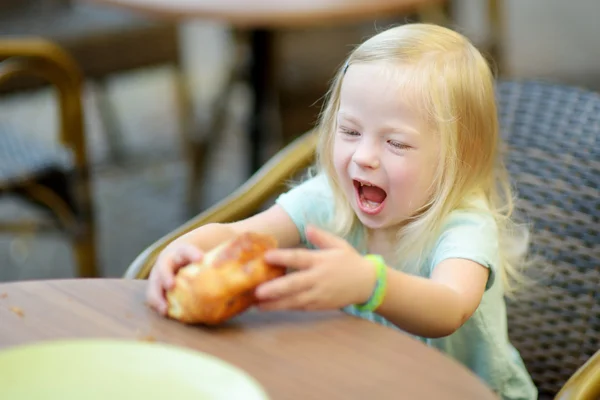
[313,23,529,294]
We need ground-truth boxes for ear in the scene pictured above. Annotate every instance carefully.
[305,225,347,250]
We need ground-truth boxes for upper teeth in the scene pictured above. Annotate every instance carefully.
[360,182,372,187]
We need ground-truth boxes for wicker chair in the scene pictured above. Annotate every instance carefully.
[497,80,600,399]
[0,38,98,278]
[124,80,600,399]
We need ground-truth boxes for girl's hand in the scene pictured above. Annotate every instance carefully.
[146,243,203,315]
[254,225,377,311]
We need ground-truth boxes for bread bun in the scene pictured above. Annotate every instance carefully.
[166,232,283,325]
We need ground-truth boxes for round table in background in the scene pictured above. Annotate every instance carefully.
[79,0,448,174]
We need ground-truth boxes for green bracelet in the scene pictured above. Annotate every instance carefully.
[354,254,388,312]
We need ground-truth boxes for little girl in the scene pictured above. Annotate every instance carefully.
[147,23,537,399]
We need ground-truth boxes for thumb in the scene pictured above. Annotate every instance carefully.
[305,225,347,250]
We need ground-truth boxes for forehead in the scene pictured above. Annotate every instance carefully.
[338,62,427,122]
[338,62,430,130]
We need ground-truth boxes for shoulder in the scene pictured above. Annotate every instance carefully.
[275,172,336,244]
[438,196,499,242]
[429,199,500,290]
[441,207,498,238]
[276,172,334,211]
[279,172,332,197]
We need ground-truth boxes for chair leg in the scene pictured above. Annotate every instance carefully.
[72,222,98,278]
[170,64,204,217]
[487,0,506,75]
[94,78,128,165]
[185,136,208,217]
[19,177,99,277]
[72,170,99,277]
[182,71,236,216]
[179,31,245,216]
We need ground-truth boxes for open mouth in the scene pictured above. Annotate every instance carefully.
[353,180,387,215]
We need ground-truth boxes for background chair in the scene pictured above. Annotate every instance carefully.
[497,80,600,399]
[0,0,188,165]
[124,79,600,399]
[0,38,98,277]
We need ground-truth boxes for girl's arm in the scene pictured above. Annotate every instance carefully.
[254,226,490,338]
[171,204,302,252]
[146,204,301,315]
[375,258,490,338]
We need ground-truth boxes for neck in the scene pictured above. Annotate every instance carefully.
[366,227,393,242]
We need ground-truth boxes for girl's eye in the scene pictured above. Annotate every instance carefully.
[388,140,411,150]
[340,128,360,137]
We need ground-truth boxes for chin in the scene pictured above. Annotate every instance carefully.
[350,203,390,230]
[350,201,409,233]
[359,217,393,231]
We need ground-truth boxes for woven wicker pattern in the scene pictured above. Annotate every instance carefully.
[0,124,73,189]
[497,80,600,398]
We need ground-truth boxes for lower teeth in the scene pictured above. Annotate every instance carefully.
[365,200,380,208]
[359,194,381,209]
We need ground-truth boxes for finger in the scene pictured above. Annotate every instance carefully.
[146,276,167,315]
[264,248,315,270]
[258,290,317,311]
[157,259,177,290]
[305,225,348,250]
[158,245,203,289]
[254,271,315,300]
[174,244,204,266]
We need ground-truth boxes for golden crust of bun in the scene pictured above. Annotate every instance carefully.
[166,232,283,325]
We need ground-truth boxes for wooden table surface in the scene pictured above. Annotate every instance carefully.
[81,0,446,28]
[0,279,497,400]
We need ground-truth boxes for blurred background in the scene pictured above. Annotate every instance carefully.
[0,0,598,280]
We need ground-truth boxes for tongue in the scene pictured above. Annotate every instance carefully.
[362,186,386,203]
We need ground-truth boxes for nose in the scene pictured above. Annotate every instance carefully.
[352,139,380,169]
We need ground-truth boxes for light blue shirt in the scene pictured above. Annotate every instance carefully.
[275,174,537,400]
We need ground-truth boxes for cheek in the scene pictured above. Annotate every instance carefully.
[388,164,416,193]
[388,158,435,201]
[332,139,352,170]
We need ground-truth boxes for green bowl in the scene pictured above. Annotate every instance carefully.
[0,339,269,400]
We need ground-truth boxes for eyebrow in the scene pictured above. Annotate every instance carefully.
[382,125,420,136]
[337,112,362,127]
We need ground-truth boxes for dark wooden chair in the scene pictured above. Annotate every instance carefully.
[0,38,98,277]
[0,0,190,164]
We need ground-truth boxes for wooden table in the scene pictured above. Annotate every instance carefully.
[0,278,497,400]
[80,0,447,177]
